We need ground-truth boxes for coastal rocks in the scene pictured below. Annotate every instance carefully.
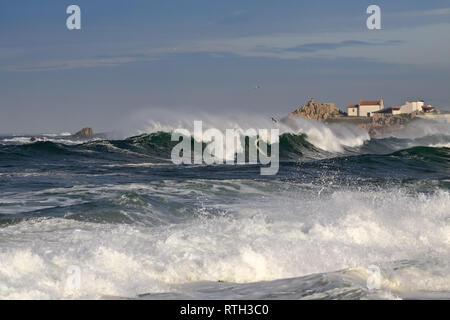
[73,127,94,139]
[289,98,344,121]
[287,98,420,138]
[359,113,416,137]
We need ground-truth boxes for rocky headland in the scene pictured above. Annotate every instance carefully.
[288,98,346,121]
[285,98,423,137]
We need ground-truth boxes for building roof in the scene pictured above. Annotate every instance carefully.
[392,106,401,109]
[422,105,434,109]
[359,100,381,106]
[374,107,394,114]
[347,104,358,109]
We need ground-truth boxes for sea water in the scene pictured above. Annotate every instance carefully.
[0,117,448,299]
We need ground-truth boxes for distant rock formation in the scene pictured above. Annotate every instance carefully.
[289,98,345,121]
[286,98,421,137]
[359,113,417,137]
[72,127,94,139]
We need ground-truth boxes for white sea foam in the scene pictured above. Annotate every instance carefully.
[428,142,450,148]
[387,118,450,140]
[0,181,448,299]
[132,110,370,154]
[286,118,369,152]
[0,135,103,146]
[0,137,35,144]
[41,132,74,138]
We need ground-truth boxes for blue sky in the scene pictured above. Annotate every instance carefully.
[1,0,450,134]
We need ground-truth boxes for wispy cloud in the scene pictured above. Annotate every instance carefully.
[181,23,450,66]
[1,55,159,72]
[401,8,450,17]
[2,21,450,72]
[286,40,403,53]
[232,10,248,17]
[215,9,250,25]
[0,47,24,59]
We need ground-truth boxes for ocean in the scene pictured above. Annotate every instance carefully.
[0,117,449,300]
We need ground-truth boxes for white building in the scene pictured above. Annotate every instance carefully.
[392,106,402,115]
[374,106,401,115]
[398,100,424,114]
[347,98,384,117]
[421,105,435,113]
[374,100,433,115]
[347,104,358,116]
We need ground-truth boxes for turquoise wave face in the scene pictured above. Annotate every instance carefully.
[0,129,449,299]
[1,132,449,216]
[0,133,448,193]
[1,131,449,158]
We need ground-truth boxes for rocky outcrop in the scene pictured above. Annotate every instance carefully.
[287,98,421,137]
[73,128,94,139]
[358,113,417,137]
[289,98,345,121]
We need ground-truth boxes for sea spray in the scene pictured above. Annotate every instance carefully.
[171,120,280,175]
[0,115,448,300]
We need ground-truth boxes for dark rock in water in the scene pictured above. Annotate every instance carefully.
[30,137,37,142]
[73,128,94,139]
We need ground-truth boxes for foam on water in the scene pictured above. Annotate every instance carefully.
[0,116,448,300]
[135,113,370,154]
[0,181,448,299]
[429,143,450,148]
[0,136,91,146]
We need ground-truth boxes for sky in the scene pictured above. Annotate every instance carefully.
[1,0,450,134]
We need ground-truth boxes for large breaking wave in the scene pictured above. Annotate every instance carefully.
[0,116,449,300]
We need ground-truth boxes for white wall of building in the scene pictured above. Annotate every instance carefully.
[399,101,425,114]
[348,107,358,116]
[359,104,382,117]
[415,101,424,111]
[400,103,414,113]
